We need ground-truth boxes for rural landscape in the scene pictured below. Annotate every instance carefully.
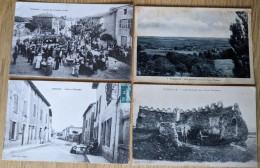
[137,11,251,78]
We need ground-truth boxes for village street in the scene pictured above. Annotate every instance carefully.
[9,51,131,80]
[3,139,87,163]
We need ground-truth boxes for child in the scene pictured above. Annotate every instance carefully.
[105,55,109,69]
[74,62,80,77]
[113,60,118,71]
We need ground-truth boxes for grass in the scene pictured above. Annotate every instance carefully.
[133,130,257,163]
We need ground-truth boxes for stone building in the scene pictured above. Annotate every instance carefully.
[62,126,82,142]
[136,102,248,146]
[113,5,133,47]
[82,103,96,144]
[82,83,130,163]
[87,5,132,49]
[4,80,52,149]
[32,13,59,34]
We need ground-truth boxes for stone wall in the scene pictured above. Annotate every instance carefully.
[136,101,248,145]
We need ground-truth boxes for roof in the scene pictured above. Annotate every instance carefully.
[109,4,132,12]
[32,13,57,18]
[91,12,110,18]
[27,81,51,106]
[83,103,96,117]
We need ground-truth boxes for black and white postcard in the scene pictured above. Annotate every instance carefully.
[10,2,132,80]
[134,7,254,84]
[3,80,131,163]
[132,84,257,167]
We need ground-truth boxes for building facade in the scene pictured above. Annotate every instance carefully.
[113,5,133,47]
[87,5,133,49]
[32,13,59,34]
[82,103,96,145]
[4,80,52,149]
[82,83,130,163]
[61,126,82,142]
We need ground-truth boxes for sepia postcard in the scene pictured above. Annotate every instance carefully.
[132,84,257,167]
[134,7,254,84]
[2,80,131,163]
[9,2,133,80]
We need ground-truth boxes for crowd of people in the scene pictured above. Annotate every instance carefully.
[12,35,121,77]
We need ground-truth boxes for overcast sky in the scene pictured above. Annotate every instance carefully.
[136,7,247,38]
[133,85,256,132]
[15,2,125,18]
[33,81,96,132]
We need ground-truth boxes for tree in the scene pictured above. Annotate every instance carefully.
[89,24,106,46]
[176,63,187,77]
[25,21,38,32]
[69,24,82,36]
[14,16,24,22]
[229,11,250,78]
[191,62,223,77]
[154,57,176,76]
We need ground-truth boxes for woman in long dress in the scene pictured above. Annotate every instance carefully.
[34,53,42,70]
[45,57,53,76]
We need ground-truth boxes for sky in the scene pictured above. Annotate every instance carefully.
[133,85,256,132]
[33,81,96,132]
[136,7,247,38]
[15,2,125,18]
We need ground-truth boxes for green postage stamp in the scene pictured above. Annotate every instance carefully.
[121,84,131,103]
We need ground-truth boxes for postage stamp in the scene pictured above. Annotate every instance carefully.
[121,84,131,103]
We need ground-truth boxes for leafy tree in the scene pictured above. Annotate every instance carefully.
[154,57,176,76]
[89,24,106,46]
[14,16,24,22]
[69,24,82,36]
[25,21,38,32]
[191,62,223,77]
[176,63,187,77]
[229,11,250,78]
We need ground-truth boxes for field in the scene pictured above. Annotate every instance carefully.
[143,49,199,56]
[138,36,231,51]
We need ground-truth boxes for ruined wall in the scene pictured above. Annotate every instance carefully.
[136,102,248,145]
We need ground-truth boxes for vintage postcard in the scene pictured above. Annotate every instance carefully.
[132,84,257,167]
[2,80,131,163]
[9,2,133,80]
[134,7,254,84]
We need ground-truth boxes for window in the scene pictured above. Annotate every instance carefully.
[106,83,113,105]
[40,110,43,121]
[124,9,127,15]
[105,118,112,147]
[9,121,17,140]
[31,126,34,140]
[101,123,105,145]
[119,19,132,29]
[23,101,27,117]
[33,104,36,117]
[13,94,18,113]
[89,118,91,126]
[34,127,37,140]
[85,120,88,128]
[99,96,101,114]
